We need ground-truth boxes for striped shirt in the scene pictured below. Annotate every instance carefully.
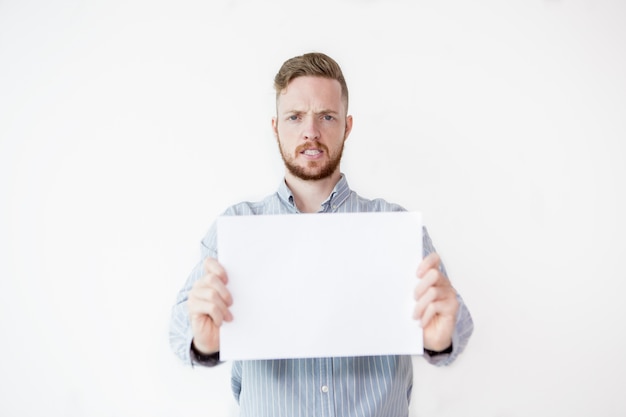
[170,174,474,417]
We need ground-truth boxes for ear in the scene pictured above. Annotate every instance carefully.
[344,115,353,141]
[271,117,278,138]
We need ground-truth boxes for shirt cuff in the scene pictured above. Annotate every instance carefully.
[190,343,222,367]
[424,343,453,357]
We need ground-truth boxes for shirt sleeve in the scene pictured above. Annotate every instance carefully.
[169,222,221,367]
[421,226,474,366]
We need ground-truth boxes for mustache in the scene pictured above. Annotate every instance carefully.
[295,143,329,153]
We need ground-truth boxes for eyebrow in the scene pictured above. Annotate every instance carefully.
[283,109,340,115]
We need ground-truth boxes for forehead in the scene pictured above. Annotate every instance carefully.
[277,76,345,112]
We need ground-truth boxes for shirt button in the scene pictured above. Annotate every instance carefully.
[321,385,329,393]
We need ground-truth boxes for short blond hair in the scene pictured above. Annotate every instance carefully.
[274,52,349,110]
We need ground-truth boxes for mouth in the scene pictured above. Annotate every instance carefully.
[301,149,322,156]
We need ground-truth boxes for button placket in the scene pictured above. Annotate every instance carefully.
[318,357,334,416]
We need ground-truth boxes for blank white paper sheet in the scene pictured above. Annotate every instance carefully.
[217,211,423,361]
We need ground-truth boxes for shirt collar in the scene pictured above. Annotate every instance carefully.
[277,173,352,212]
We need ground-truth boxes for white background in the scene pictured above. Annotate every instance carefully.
[1,0,625,416]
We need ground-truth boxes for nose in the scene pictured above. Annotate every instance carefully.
[302,117,320,141]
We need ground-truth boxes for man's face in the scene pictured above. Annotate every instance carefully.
[272,76,353,181]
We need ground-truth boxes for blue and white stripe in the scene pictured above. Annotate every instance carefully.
[170,174,474,416]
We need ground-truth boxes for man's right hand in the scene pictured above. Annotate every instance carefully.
[187,257,233,355]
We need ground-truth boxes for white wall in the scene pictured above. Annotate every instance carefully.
[1,1,625,416]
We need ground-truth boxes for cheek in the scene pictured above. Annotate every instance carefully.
[277,124,297,139]
[276,129,297,150]
[325,122,346,136]
[325,126,347,144]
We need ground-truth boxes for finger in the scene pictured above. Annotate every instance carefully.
[416,289,459,323]
[203,297,231,326]
[198,261,233,306]
[420,302,437,329]
[203,257,229,285]
[189,286,233,323]
[203,274,233,307]
[193,274,232,306]
[414,268,440,300]
[413,285,440,320]
[421,297,459,333]
[416,252,441,278]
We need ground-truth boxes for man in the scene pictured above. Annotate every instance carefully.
[170,52,473,417]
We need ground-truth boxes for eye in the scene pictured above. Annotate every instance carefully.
[322,115,334,121]
[288,114,299,121]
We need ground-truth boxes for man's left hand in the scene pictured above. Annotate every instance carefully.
[413,252,459,352]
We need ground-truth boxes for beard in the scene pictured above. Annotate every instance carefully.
[277,136,345,181]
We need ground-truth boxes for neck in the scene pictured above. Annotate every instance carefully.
[284,170,341,213]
